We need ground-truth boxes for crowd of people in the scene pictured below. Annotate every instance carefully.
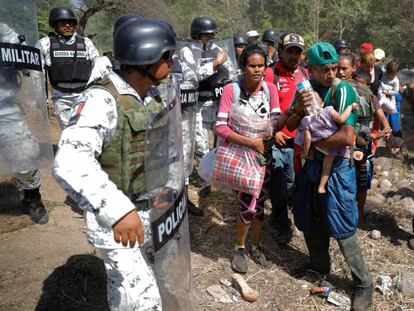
[1,4,413,311]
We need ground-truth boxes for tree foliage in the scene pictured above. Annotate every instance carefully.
[35,0,414,66]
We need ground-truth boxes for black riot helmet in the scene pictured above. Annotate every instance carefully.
[333,38,350,51]
[113,14,144,37]
[262,29,280,44]
[190,16,217,39]
[48,7,77,27]
[233,35,248,46]
[114,19,176,66]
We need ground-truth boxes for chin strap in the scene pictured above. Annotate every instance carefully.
[135,66,160,85]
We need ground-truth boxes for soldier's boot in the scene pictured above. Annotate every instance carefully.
[186,187,204,217]
[23,187,49,224]
[338,234,373,311]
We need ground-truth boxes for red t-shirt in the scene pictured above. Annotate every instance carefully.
[264,61,308,138]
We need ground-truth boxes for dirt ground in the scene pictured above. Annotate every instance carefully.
[1,119,414,311]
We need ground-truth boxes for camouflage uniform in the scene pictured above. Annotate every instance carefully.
[38,32,99,128]
[193,42,234,157]
[0,23,42,190]
[87,55,112,85]
[53,70,162,310]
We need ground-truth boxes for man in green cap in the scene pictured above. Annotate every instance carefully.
[286,42,373,311]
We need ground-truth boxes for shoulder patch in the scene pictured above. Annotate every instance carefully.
[67,101,86,127]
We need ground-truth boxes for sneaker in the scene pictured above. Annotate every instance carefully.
[24,199,49,224]
[231,248,248,273]
[250,246,271,268]
[187,199,204,216]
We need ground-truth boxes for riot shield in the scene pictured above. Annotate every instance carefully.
[199,38,238,100]
[171,40,201,177]
[144,78,191,310]
[0,0,53,174]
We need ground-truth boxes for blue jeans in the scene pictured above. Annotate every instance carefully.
[385,100,401,135]
[269,141,295,228]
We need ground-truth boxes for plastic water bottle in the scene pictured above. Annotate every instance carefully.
[296,79,321,115]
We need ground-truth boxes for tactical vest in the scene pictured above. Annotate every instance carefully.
[47,34,92,92]
[91,78,166,209]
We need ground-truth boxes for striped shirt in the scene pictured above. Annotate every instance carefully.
[216,80,281,141]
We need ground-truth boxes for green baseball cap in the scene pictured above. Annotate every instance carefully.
[307,42,339,65]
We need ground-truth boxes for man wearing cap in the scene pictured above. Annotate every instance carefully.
[286,42,373,311]
[264,33,308,245]
[246,30,259,44]
[38,7,99,129]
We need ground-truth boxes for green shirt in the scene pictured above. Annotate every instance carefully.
[313,78,357,127]
[292,78,357,127]
[292,78,358,160]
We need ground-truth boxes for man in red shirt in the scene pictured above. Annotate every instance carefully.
[264,33,308,244]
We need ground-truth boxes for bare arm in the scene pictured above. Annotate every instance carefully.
[286,111,302,131]
[331,103,358,125]
[374,108,391,133]
[302,129,311,156]
[314,124,355,149]
[274,109,294,132]
[225,131,267,154]
[286,90,322,131]
[213,51,228,71]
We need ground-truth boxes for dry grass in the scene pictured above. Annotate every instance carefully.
[188,153,414,310]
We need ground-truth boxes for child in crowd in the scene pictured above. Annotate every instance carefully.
[295,99,358,194]
[378,60,400,114]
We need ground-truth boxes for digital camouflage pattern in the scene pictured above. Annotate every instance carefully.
[53,70,163,310]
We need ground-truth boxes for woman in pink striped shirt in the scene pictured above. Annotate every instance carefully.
[215,44,290,273]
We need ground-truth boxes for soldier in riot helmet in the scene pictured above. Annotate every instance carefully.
[54,19,191,310]
[333,38,351,56]
[262,29,280,66]
[233,34,248,63]
[189,16,230,208]
[38,7,99,128]
[0,1,54,225]
[233,34,248,80]
[87,14,144,84]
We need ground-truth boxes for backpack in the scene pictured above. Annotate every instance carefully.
[232,80,270,106]
[347,79,374,147]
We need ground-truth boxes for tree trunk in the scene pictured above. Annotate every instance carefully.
[77,7,100,35]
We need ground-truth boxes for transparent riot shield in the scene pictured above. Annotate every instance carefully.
[199,38,238,100]
[215,38,238,82]
[0,0,53,174]
[171,40,201,177]
[144,78,191,311]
